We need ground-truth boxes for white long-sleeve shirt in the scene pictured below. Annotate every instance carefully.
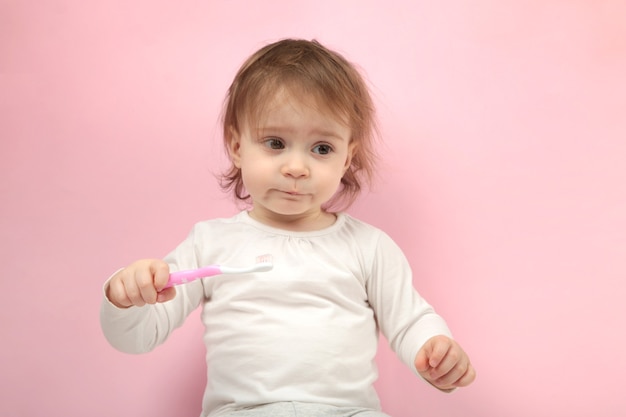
[100,211,452,416]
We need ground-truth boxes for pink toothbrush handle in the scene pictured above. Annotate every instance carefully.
[164,265,222,289]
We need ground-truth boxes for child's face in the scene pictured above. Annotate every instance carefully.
[229,89,354,228]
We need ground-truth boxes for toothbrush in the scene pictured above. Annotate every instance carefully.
[163,254,273,289]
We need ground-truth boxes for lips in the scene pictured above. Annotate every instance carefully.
[276,189,306,197]
[275,188,300,194]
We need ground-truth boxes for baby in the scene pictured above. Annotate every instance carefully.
[100,38,475,417]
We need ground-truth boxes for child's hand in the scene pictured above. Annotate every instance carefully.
[106,259,176,308]
[414,335,476,391]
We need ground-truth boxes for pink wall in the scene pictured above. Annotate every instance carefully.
[2,1,625,416]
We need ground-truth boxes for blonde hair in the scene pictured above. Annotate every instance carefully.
[220,39,378,210]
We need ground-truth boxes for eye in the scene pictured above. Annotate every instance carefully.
[312,143,333,155]
[263,137,285,150]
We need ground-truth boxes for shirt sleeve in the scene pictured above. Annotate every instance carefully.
[365,230,453,375]
[99,227,206,354]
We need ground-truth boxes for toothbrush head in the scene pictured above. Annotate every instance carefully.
[254,254,274,272]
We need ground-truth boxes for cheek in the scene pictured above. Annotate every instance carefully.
[319,162,349,190]
[240,151,271,174]
[239,154,272,188]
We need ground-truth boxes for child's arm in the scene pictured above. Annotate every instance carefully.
[414,335,476,391]
[365,230,475,390]
[100,224,206,354]
[106,259,176,308]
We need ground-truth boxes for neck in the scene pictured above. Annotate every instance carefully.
[248,209,337,231]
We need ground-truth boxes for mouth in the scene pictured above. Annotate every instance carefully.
[278,190,306,197]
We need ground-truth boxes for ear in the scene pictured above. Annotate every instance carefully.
[227,126,242,168]
[343,141,357,174]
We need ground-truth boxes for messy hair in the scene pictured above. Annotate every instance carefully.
[220,38,378,211]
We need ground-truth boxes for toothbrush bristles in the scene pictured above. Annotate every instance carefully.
[254,254,273,272]
[255,254,273,264]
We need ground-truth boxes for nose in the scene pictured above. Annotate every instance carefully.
[280,152,309,178]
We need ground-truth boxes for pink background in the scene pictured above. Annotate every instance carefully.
[2,1,625,416]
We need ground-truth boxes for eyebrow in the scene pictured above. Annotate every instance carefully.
[256,126,347,141]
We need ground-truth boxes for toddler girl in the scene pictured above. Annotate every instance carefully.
[101,38,475,417]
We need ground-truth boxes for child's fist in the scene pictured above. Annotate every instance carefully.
[414,335,476,391]
[106,259,175,308]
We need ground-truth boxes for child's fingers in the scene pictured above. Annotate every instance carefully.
[157,287,176,303]
[431,351,468,386]
[453,363,476,388]
[152,260,176,303]
[123,274,148,306]
[435,360,475,389]
[426,335,453,368]
[107,276,132,308]
[428,341,476,389]
[414,347,431,373]
[415,336,477,390]
[106,259,173,308]
[151,261,170,292]
[414,335,449,374]
[131,266,156,304]
[127,260,169,305]
[429,343,461,379]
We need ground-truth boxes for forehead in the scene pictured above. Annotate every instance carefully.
[251,87,350,132]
